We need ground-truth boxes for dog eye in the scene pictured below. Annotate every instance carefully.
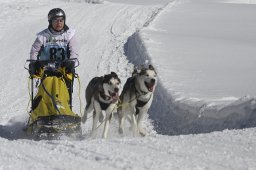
[108,82,113,85]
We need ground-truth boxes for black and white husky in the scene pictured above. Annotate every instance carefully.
[82,72,121,138]
[118,65,157,136]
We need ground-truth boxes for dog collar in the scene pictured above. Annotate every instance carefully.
[136,99,148,108]
[135,87,148,96]
[99,100,111,110]
[135,96,152,115]
[100,93,111,101]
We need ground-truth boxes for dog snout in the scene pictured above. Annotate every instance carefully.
[114,88,119,93]
[151,79,155,84]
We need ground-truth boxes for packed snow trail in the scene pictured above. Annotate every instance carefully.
[0,128,256,169]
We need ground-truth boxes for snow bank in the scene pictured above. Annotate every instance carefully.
[124,7,256,135]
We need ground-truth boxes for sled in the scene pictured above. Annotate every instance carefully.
[24,59,82,140]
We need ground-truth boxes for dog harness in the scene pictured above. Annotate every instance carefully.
[99,93,112,110]
[122,76,152,115]
[135,88,152,115]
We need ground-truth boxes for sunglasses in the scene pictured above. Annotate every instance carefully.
[52,18,64,23]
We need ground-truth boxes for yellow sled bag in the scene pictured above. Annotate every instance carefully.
[24,59,81,139]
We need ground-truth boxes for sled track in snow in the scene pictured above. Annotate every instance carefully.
[124,19,256,136]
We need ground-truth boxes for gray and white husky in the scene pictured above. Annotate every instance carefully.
[82,72,121,138]
[118,65,157,136]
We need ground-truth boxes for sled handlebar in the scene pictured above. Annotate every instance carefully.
[24,58,80,71]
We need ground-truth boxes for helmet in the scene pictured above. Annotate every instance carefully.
[48,8,66,22]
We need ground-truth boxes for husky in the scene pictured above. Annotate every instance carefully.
[118,65,157,137]
[81,72,121,138]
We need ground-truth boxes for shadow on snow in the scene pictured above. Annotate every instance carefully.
[0,121,29,140]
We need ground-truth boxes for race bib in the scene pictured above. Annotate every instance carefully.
[39,36,69,61]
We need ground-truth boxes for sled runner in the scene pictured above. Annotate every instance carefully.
[24,59,82,139]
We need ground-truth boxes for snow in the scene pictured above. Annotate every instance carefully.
[224,0,256,4]
[1,129,256,170]
[0,0,256,169]
[129,0,256,135]
[142,0,256,101]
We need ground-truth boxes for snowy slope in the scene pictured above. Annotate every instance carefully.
[0,0,256,169]
[125,0,256,135]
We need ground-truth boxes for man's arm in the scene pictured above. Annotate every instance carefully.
[68,35,79,59]
[30,37,43,60]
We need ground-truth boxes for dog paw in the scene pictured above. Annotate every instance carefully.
[139,129,146,137]
[139,131,146,137]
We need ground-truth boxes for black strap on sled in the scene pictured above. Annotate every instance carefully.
[25,58,80,112]
[41,78,61,114]
[69,73,75,109]
[31,77,34,110]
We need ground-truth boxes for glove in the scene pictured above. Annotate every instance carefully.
[29,61,43,75]
[62,60,75,73]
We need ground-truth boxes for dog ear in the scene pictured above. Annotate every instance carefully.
[110,72,121,83]
[132,67,138,76]
[118,77,121,84]
[110,72,118,78]
[103,74,110,83]
[148,65,155,70]
[140,65,147,75]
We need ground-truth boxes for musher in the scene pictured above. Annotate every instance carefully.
[29,8,79,75]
